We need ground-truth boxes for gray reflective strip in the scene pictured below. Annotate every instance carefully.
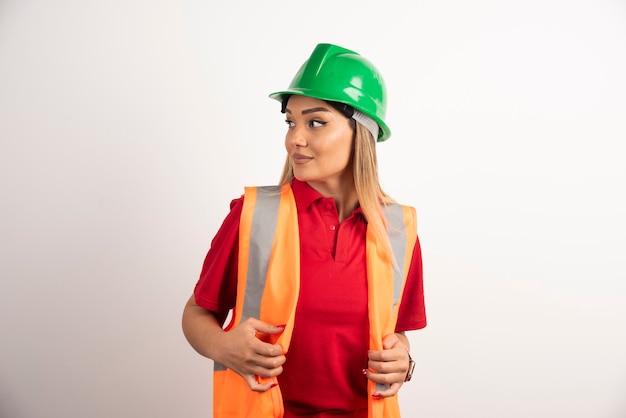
[242,186,281,321]
[384,204,408,310]
[214,186,281,374]
[375,204,408,392]
[377,382,389,392]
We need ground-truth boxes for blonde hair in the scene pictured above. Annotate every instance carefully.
[279,121,395,262]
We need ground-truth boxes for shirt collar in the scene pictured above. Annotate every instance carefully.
[291,178,324,211]
[291,179,365,218]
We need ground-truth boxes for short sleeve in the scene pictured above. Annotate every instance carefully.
[193,197,243,325]
[395,235,427,331]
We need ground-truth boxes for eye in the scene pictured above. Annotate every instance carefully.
[309,120,326,128]
[284,119,295,128]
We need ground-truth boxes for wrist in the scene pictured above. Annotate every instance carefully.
[401,345,416,382]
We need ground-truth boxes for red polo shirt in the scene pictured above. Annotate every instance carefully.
[194,179,426,417]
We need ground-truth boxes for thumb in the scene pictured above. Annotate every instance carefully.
[251,319,286,335]
[382,333,400,350]
[244,374,278,393]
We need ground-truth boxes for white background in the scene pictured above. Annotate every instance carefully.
[1,1,625,417]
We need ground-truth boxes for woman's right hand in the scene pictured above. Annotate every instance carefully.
[214,317,286,392]
[182,295,286,392]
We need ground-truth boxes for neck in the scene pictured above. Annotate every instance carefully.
[306,174,358,223]
[334,188,359,223]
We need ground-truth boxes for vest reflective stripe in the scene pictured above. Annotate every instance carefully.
[368,203,408,395]
[243,185,282,323]
[213,186,283,373]
[213,185,299,417]
[366,204,417,418]
[385,204,409,314]
[213,184,417,418]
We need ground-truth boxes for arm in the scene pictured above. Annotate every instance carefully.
[395,331,411,352]
[180,197,284,391]
[182,294,286,392]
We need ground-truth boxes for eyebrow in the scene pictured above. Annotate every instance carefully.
[285,106,332,115]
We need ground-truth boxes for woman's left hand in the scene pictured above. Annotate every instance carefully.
[366,333,411,398]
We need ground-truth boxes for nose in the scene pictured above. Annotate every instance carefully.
[286,125,307,147]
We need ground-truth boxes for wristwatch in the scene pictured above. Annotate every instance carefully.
[405,352,416,382]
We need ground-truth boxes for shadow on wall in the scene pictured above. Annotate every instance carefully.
[0,385,22,418]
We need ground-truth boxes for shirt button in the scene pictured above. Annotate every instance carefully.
[329,225,336,231]
[326,203,333,210]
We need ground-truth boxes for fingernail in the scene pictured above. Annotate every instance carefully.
[361,369,368,375]
[270,382,279,388]
[372,393,382,398]
[276,324,286,329]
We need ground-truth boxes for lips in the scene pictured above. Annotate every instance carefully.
[292,153,313,164]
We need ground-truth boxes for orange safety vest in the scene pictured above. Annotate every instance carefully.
[213,184,418,418]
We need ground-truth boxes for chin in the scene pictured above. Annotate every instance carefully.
[292,170,315,183]
[293,174,313,183]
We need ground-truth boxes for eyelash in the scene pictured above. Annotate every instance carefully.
[284,119,326,128]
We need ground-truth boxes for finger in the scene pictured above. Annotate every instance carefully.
[365,367,405,386]
[239,319,285,357]
[250,337,285,360]
[367,349,389,362]
[373,382,402,398]
[368,347,404,363]
[382,333,401,350]
[233,349,284,380]
[249,352,286,376]
[243,374,279,393]
[367,358,405,375]
[368,341,408,364]
[244,337,286,377]
[248,318,286,335]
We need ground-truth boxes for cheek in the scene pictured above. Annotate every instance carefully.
[317,136,353,171]
[337,142,353,163]
[333,132,354,161]
[284,133,291,151]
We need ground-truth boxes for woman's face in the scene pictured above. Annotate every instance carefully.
[284,95,355,190]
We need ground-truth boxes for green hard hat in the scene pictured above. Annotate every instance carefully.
[269,43,391,142]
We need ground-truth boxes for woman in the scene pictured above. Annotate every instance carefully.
[182,43,426,418]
